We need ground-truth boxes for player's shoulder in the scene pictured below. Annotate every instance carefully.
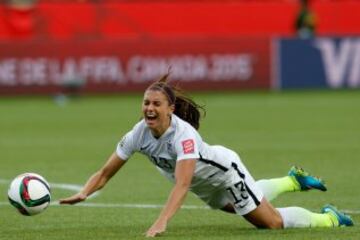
[132,118,146,130]
[172,115,200,139]
[172,115,194,131]
[129,119,149,138]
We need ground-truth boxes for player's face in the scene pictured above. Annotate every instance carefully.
[142,90,174,137]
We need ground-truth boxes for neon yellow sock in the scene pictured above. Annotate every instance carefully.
[256,176,300,202]
[278,207,338,228]
[310,212,338,227]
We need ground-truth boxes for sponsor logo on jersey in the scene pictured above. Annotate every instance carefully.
[140,144,151,152]
[181,139,194,154]
[167,141,172,152]
[119,136,126,147]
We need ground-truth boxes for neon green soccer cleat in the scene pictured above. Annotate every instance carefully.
[322,204,354,227]
[288,166,327,191]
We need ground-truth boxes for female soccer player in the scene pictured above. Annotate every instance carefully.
[59,75,353,237]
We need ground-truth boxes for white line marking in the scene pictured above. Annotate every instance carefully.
[52,202,211,209]
[0,179,11,184]
[0,201,209,210]
[0,201,359,214]
[49,183,99,199]
[1,179,359,214]
[1,178,99,199]
[342,210,360,215]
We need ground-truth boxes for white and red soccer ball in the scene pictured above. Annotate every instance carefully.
[8,173,51,216]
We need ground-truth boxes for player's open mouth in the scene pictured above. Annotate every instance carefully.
[145,113,158,123]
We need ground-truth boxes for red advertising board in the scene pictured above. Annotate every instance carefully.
[0,38,271,95]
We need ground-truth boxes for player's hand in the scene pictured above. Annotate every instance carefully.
[145,219,167,237]
[59,192,87,205]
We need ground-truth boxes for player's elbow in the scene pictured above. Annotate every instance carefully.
[175,179,192,190]
[97,169,110,189]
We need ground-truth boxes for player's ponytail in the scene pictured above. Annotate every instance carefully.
[147,74,205,130]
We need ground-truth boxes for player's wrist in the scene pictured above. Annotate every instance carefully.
[78,192,88,200]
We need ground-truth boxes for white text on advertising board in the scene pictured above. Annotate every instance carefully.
[0,54,254,86]
[315,38,360,88]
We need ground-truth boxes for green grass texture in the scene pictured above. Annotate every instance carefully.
[0,90,359,239]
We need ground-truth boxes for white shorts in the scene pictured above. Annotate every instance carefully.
[191,149,263,216]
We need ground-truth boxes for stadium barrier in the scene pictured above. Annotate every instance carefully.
[1,1,360,40]
[0,38,271,94]
[1,36,359,95]
[277,37,360,89]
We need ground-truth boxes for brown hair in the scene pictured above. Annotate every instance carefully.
[146,74,206,130]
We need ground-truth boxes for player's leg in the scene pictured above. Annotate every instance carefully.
[218,193,303,229]
[243,198,283,228]
[277,204,354,228]
[220,199,354,228]
[256,166,327,202]
[244,198,354,229]
[215,162,352,229]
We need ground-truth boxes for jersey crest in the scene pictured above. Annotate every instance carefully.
[181,139,195,154]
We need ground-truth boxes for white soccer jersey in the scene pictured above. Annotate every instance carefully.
[116,114,263,214]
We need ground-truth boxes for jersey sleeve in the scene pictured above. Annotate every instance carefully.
[116,130,136,160]
[174,131,201,161]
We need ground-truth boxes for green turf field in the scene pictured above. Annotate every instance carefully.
[0,90,359,239]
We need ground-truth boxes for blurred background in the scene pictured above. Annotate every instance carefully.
[0,0,359,95]
[1,3,360,239]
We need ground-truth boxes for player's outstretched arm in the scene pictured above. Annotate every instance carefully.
[146,159,196,237]
[59,152,127,205]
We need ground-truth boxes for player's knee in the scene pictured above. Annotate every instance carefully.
[266,215,283,229]
[220,204,236,214]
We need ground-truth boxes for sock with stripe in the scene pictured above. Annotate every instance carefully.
[277,207,338,228]
[256,176,299,202]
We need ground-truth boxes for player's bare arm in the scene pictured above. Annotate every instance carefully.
[59,152,126,205]
[146,158,196,237]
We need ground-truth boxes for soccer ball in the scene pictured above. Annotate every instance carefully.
[8,173,51,216]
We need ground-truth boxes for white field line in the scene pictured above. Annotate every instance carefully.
[0,201,359,214]
[55,202,210,210]
[0,178,99,199]
[49,183,100,199]
[1,179,359,214]
[0,201,210,209]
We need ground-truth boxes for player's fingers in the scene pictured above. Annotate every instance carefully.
[59,193,87,204]
[145,229,156,237]
[146,229,163,237]
[145,231,155,237]
[59,196,82,204]
[58,198,76,204]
